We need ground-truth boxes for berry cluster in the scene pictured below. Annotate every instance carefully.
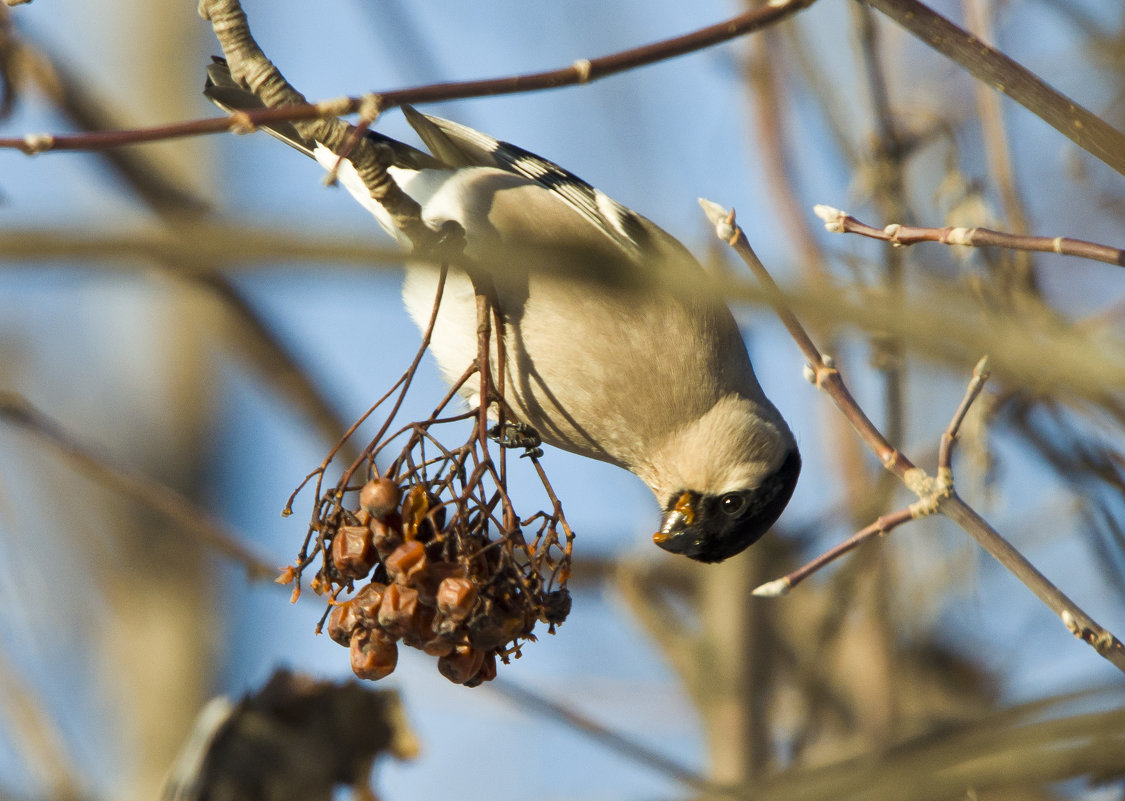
[293,476,571,686]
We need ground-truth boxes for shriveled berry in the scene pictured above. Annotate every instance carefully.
[436,577,478,623]
[400,485,430,539]
[326,600,360,646]
[378,583,420,638]
[370,515,403,560]
[464,651,498,687]
[402,604,437,649]
[350,628,398,681]
[467,608,531,650]
[421,635,455,658]
[360,478,401,519]
[414,561,462,605]
[351,581,386,625]
[437,644,485,685]
[332,525,376,580]
[543,588,572,625]
[385,539,428,585]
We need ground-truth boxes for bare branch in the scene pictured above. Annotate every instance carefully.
[0,392,277,581]
[862,0,1125,177]
[816,205,1125,267]
[0,0,818,155]
[752,508,915,597]
[489,681,717,794]
[703,200,1125,674]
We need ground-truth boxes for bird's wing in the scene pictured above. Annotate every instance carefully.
[202,58,441,171]
[402,107,653,261]
[203,58,672,265]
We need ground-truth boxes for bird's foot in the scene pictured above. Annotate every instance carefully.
[487,421,543,459]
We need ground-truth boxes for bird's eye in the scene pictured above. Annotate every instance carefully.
[720,493,747,517]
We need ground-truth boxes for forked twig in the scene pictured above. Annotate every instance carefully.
[754,357,990,596]
[699,199,1125,673]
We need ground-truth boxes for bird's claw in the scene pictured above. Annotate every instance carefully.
[488,421,543,459]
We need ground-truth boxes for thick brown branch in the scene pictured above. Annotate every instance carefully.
[862,0,1125,177]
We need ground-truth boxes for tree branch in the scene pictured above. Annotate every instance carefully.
[861,0,1125,177]
[701,199,1125,674]
[816,205,1125,268]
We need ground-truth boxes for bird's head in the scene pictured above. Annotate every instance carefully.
[643,395,800,563]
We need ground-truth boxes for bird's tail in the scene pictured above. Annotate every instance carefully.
[203,57,318,157]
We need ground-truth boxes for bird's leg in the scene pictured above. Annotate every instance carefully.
[487,421,543,459]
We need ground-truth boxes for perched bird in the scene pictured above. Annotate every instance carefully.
[205,60,799,563]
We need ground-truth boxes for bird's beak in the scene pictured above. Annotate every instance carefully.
[653,491,696,544]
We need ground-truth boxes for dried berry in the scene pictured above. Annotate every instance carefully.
[414,561,463,605]
[359,477,401,519]
[331,525,376,580]
[467,608,531,651]
[378,583,420,638]
[421,635,455,658]
[543,588,572,625]
[400,485,430,539]
[351,581,386,625]
[437,644,485,685]
[370,515,403,560]
[464,651,498,687]
[402,604,437,649]
[350,628,398,681]
[326,600,360,646]
[385,540,428,586]
[436,577,478,623]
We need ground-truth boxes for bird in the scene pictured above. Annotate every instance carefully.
[204,60,800,563]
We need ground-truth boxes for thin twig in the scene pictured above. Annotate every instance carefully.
[0,0,818,155]
[815,205,1125,267]
[490,681,723,795]
[752,507,915,597]
[938,355,991,473]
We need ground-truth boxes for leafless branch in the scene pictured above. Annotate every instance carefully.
[489,681,718,794]
[0,0,818,155]
[816,204,1125,267]
[0,392,277,581]
[700,199,1125,673]
[862,0,1125,177]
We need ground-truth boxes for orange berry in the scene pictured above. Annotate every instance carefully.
[378,583,420,638]
[350,628,398,681]
[331,525,376,580]
[437,644,485,685]
[359,478,401,519]
[385,540,428,585]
